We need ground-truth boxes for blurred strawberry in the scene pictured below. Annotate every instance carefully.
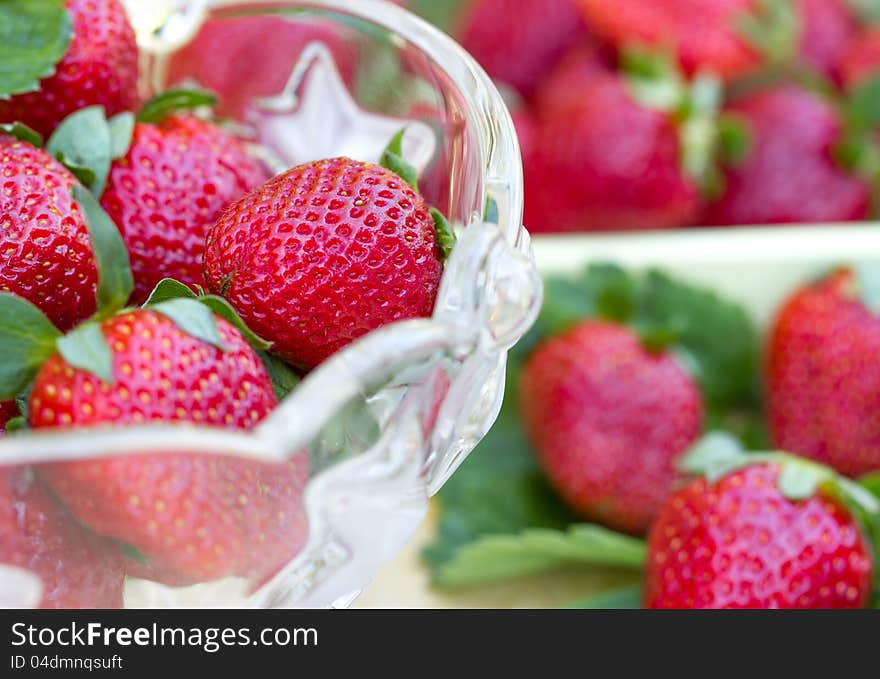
[459,0,590,98]
[704,85,870,225]
[520,321,703,534]
[799,0,856,80]
[768,268,880,477]
[839,27,880,87]
[1,467,125,609]
[0,0,138,138]
[533,44,609,117]
[524,68,701,232]
[167,15,355,120]
[0,401,18,432]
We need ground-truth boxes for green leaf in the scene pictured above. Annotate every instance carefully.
[56,322,113,383]
[257,351,301,402]
[198,295,272,352]
[47,106,112,195]
[137,89,218,125]
[432,525,646,589]
[859,472,880,500]
[4,415,26,433]
[621,46,687,114]
[0,0,72,99]
[854,264,880,315]
[0,122,43,148]
[679,431,748,481]
[430,208,456,261]
[108,112,135,160]
[150,298,226,351]
[142,278,198,306]
[73,185,133,316]
[563,584,644,609]
[737,0,800,65]
[0,293,61,399]
[717,113,753,165]
[380,128,419,189]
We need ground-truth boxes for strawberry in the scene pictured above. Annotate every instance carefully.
[704,85,870,225]
[0,0,138,138]
[838,27,880,88]
[0,134,98,330]
[533,44,609,118]
[645,443,875,608]
[523,69,701,233]
[0,401,17,431]
[1,466,125,609]
[520,321,703,534]
[204,152,448,370]
[459,0,590,98]
[576,0,853,81]
[29,308,307,585]
[101,111,270,303]
[167,15,355,120]
[768,268,880,477]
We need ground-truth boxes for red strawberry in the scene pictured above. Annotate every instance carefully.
[838,27,880,88]
[533,44,609,118]
[32,309,308,585]
[704,85,870,225]
[645,458,873,608]
[799,0,855,80]
[204,157,444,370]
[768,268,880,477]
[0,401,18,431]
[576,0,758,79]
[0,135,98,330]
[523,70,701,233]
[0,0,138,138]
[100,114,269,303]
[167,15,355,120]
[576,0,853,81]
[459,0,590,98]
[1,466,125,609]
[520,321,703,534]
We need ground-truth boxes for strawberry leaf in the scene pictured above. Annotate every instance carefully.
[737,0,799,65]
[73,185,133,317]
[108,112,135,160]
[137,89,218,125]
[4,415,27,433]
[430,208,456,261]
[0,293,61,399]
[0,0,72,99]
[142,278,198,306]
[257,351,300,402]
[621,46,687,114]
[563,584,644,609]
[56,322,113,384]
[380,128,419,189]
[716,113,753,166]
[198,296,272,352]
[431,525,646,589]
[679,431,749,481]
[151,298,227,351]
[47,106,113,196]
[0,122,43,148]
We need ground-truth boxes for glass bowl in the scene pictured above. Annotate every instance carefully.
[0,0,541,608]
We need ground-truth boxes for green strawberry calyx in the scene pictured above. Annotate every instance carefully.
[137,89,218,125]
[379,128,457,261]
[0,122,44,148]
[0,0,72,100]
[853,263,880,315]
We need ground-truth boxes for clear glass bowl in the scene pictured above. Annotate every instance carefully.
[0,0,541,608]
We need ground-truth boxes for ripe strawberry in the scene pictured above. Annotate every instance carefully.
[167,15,355,120]
[0,401,18,431]
[204,157,445,370]
[1,466,125,609]
[576,0,758,79]
[576,0,853,81]
[32,309,308,585]
[0,0,138,138]
[645,455,874,608]
[838,27,880,88]
[523,70,701,233]
[768,268,880,477]
[704,85,870,225]
[0,134,98,330]
[459,0,590,98]
[519,321,703,534]
[533,44,609,118]
[101,114,269,303]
